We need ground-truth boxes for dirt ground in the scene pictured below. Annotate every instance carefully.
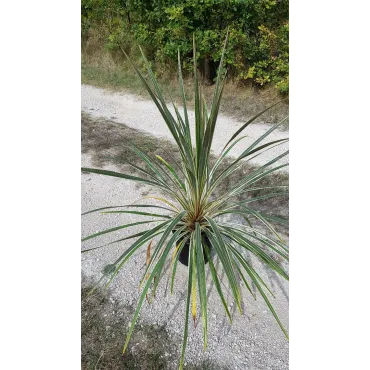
[82,277,222,370]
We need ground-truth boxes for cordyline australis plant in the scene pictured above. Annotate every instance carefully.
[81,35,289,369]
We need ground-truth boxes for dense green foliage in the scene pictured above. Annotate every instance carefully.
[81,0,289,93]
[82,1,288,89]
[82,0,289,93]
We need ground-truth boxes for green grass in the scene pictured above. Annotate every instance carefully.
[82,62,145,92]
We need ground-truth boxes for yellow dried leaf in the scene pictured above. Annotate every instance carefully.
[143,196,180,212]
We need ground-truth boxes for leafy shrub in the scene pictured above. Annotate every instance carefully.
[81,0,289,93]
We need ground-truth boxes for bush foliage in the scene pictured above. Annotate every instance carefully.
[82,0,289,94]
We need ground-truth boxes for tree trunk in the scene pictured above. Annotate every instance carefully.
[203,57,217,85]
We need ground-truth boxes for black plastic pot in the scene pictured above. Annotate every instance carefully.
[174,232,213,267]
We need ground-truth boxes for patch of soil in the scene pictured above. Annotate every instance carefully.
[81,278,223,369]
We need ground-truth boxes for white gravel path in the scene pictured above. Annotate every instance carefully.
[81,154,289,369]
[81,84,288,169]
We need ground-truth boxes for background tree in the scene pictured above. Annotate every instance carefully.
[81,0,289,93]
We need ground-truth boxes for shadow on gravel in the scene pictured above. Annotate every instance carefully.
[81,277,224,370]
